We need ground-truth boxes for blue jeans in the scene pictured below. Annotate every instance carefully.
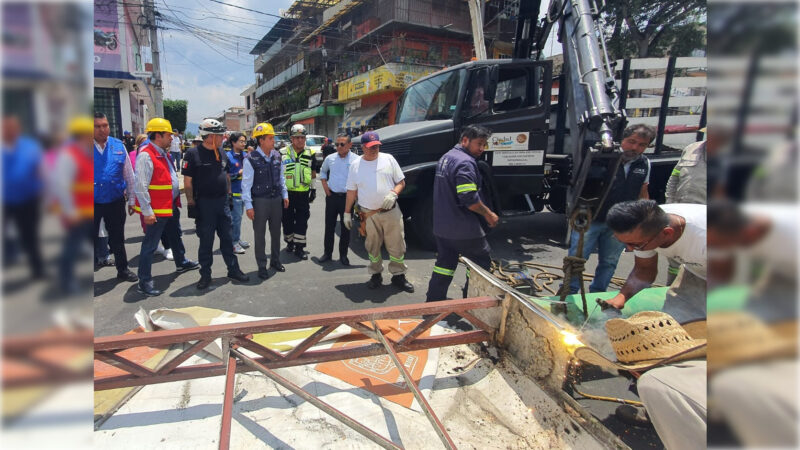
[138,206,188,283]
[230,196,244,244]
[568,221,626,294]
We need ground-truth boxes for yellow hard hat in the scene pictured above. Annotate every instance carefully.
[145,117,173,133]
[252,122,275,138]
[68,116,94,135]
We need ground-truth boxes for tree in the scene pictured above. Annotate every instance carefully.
[163,99,188,133]
[184,131,195,140]
[602,0,706,60]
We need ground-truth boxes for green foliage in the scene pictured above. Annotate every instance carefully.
[163,99,188,133]
[602,0,706,59]
[184,131,195,140]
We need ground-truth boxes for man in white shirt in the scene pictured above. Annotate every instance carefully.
[603,200,707,323]
[343,131,414,292]
[169,128,182,171]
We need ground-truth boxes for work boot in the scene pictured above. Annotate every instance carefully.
[197,277,211,290]
[367,273,382,289]
[258,267,270,279]
[117,269,138,282]
[391,274,414,293]
[340,255,350,266]
[294,246,308,260]
[137,280,162,297]
[270,261,286,272]
[285,242,295,253]
[318,253,332,263]
[227,269,249,282]
[176,259,200,273]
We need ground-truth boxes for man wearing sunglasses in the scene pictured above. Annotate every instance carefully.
[603,199,707,322]
[318,134,358,265]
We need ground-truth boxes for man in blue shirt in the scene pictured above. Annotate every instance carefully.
[426,125,499,303]
[319,134,358,266]
[2,115,45,278]
[93,112,138,282]
[241,123,288,280]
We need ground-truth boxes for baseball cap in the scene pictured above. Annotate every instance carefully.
[361,131,381,148]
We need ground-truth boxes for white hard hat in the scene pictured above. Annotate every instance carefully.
[290,123,307,137]
[199,118,226,136]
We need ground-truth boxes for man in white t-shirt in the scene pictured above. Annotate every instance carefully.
[603,200,707,322]
[169,129,182,171]
[343,131,414,292]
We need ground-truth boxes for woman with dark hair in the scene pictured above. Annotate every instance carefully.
[226,132,249,253]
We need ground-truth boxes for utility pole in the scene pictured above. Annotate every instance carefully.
[467,0,487,60]
[145,0,164,116]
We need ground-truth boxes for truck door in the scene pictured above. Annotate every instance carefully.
[462,61,552,212]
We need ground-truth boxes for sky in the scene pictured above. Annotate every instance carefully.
[157,0,293,123]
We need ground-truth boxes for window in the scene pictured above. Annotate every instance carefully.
[493,69,528,112]
[396,69,465,123]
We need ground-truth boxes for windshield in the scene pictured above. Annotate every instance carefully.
[396,69,465,123]
[305,136,323,147]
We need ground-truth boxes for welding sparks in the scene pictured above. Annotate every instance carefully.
[561,330,584,351]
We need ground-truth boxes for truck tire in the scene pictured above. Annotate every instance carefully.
[410,196,436,251]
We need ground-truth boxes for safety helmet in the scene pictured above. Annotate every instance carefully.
[68,116,94,135]
[252,122,275,138]
[199,118,226,136]
[290,123,307,137]
[145,117,173,133]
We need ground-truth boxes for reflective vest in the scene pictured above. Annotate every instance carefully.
[282,146,314,192]
[134,143,174,217]
[68,144,94,219]
[226,150,244,197]
[94,137,128,204]
[249,149,283,198]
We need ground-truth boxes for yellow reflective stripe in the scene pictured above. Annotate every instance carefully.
[133,206,172,214]
[232,193,242,197]
[433,266,455,276]
[671,168,681,176]
[456,183,477,193]
[149,184,173,190]
[368,253,380,263]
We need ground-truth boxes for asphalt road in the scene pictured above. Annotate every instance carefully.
[93,192,659,337]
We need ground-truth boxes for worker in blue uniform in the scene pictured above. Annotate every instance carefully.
[425,125,499,303]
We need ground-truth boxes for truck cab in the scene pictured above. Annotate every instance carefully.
[353,59,553,248]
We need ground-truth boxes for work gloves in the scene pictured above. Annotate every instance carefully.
[343,213,352,230]
[381,191,398,210]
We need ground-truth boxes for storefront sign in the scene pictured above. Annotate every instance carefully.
[308,92,321,108]
[337,63,438,102]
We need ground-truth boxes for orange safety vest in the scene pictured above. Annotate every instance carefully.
[134,143,174,217]
[68,143,94,218]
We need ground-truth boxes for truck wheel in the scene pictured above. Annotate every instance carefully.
[411,196,436,251]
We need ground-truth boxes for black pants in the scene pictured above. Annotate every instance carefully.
[323,193,350,258]
[252,196,283,269]
[93,197,129,274]
[425,236,491,302]
[282,190,310,250]
[196,196,239,279]
[3,197,44,277]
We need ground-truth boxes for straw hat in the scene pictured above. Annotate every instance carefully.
[708,311,796,373]
[574,311,706,371]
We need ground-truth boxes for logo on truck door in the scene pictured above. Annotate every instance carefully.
[487,132,529,151]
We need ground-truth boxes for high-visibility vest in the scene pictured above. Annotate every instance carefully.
[281,146,314,192]
[134,143,174,217]
[67,143,94,218]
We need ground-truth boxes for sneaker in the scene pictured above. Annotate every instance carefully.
[391,274,414,293]
[155,243,166,256]
[176,259,200,273]
[164,248,174,261]
[233,244,246,254]
[367,274,382,289]
[239,240,250,249]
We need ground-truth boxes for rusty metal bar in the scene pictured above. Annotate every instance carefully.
[284,324,336,360]
[349,322,381,341]
[95,350,156,378]
[396,313,447,346]
[231,349,402,450]
[371,320,457,450]
[96,330,491,391]
[95,297,499,352]
[219,339,236,450]
[157,339,213,375]
[232,336,285,362]
[457,311,493,334]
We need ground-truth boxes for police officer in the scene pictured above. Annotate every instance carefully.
[93,112,138,282]
[182,118,249,289]
[133,118,199,296]
[319,133,358,265]
[242,123,288,280]
[425,125,498,303]
[226,132,249,254]
[281,123,317,260]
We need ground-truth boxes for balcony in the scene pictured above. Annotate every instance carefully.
[256,59,305,98]
[254,39,285,73]
[350,0,471,45]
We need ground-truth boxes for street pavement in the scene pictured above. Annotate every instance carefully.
[93,187,661,337]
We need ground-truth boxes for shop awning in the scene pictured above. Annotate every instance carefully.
[339,103,388,129]
[290,104,344,122]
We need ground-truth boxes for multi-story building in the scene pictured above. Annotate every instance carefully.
[241,83,257,136]
[93,0,159,138]
[215,106,247,132]
[250,0,516,138]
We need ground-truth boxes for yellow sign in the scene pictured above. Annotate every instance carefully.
[338,63,438,101]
